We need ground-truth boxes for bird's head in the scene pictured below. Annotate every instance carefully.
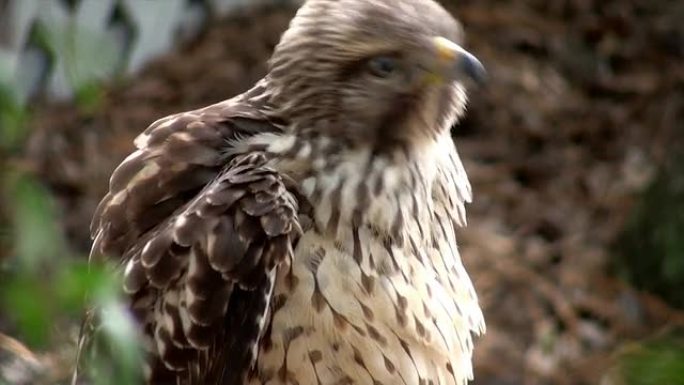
[267,0,484,149]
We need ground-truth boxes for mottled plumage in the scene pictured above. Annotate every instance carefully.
[85,0,486,384]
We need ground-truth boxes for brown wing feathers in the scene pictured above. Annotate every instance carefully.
[89,101,301,383]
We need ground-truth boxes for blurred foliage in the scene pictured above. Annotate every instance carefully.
[0,66,141,383]
[612,332,684,385]
[0,169,143,384]
[615,146,684,309]
[0,82,29,152]
[80,301,145,385]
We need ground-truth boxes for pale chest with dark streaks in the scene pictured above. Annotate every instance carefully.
[244,133,484,385]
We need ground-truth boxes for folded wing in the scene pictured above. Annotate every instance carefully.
[89,96,302,384]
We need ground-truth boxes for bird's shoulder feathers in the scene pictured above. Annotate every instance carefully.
[88,88,305,384]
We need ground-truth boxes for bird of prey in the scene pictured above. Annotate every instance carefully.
[88,0,486,384]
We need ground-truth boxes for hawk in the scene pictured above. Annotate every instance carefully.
[87,0,486,384]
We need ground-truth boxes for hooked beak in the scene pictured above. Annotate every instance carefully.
[431,36,486,86]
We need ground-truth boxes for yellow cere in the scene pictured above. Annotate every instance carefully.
[433,36,460,62]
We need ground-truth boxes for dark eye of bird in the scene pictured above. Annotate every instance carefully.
[368,56,399,78]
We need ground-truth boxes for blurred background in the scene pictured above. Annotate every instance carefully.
[0,0,683,384]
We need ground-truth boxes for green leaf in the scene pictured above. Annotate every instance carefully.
[74,81,105,113]
[618,338,684,385]
[0,84,28,151]
[615,148,684,308]
[1,276,52,346]
[5,172,68,272]
[87,300,144,385]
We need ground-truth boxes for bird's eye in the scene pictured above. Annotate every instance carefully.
[367,56,399,78]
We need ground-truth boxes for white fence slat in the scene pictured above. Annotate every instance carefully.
[121,0,186,73]
[0,0,299,104]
